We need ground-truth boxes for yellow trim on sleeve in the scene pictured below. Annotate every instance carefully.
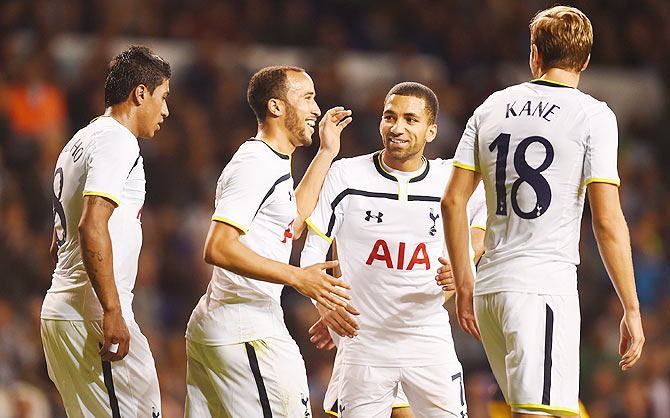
[392,403,410,408]
[470,224,486,230]
[510,403,580,416]
[83,191,120,206]
[324,409,338,417]
[452,162,479,172]
[211,216,249,235]
[305,218,333,243]
[585,178,620,187]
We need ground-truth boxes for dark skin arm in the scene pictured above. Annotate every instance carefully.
[78,195,129,361]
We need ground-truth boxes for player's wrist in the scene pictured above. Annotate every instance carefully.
[316,146,338,160]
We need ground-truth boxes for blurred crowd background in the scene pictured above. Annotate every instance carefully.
[0,0,668,417]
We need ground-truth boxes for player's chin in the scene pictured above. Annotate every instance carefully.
[299,133,313,147]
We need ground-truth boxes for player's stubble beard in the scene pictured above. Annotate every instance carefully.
[284,102,313,147]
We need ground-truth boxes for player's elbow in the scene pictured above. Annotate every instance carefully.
[592,211,627,241]
[440,194,463,218]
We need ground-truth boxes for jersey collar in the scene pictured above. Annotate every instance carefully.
[529,79,575,89]
[372,150,430,183]
[247,138,291,160]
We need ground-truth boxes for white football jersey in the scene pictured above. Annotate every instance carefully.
[454,79,620,296]
[41,116,145,321]
[186,139,297,345]
[301,151,484,367]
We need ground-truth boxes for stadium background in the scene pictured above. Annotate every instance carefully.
[0,0,668,416]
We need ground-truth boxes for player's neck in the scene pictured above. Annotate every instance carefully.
[382,150,424,172]
[255,125,296,156]
[104,106,139,138]
[536,68,581,88]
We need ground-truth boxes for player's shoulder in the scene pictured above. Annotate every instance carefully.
[426,157,455,176]
[573,90,616,121]
[329,152,378,179]
[229,138,291,169]
[89,116,138,153]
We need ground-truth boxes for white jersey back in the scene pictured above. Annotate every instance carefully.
[454,80,620,296]
[186,139,297,345]
[301,152,484,367]
[41,116,145,321]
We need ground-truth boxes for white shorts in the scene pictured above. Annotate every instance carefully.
[338,362,466,418]
[40,318,161,418]
[475,292,580,416]
[323,347,409,416]
[185,336,312,418]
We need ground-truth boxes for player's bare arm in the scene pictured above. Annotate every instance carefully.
[588,182,644,370]
[50,229,58,265]
[78,195,130,362]
[441,167,482,341]
[204,220,351,310]
[294,107,352,238]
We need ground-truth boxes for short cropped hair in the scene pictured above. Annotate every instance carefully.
[104,45,171,108]
[529,6,593,73]
[247,65,306,124]
[384,82,439,124]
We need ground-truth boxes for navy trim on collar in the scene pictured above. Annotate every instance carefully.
[247,138,290,160]
[529,79,574,89]
[373,150,397,181]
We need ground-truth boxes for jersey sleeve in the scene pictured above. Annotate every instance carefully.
[453,113,480,172]
[304,161,347,244]
[83,132,139,206]
[467,181,486,229]
[583,105,620,186]
[212,153,289,234]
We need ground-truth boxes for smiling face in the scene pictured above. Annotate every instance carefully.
[379,94,437,170]
[282,71,321,147]
[137,77,170,139]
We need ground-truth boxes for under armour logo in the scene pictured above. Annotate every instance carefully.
[289,191,294,201]
[152,407,160,418]
[339,404,346,416]
[429,208,439,236]
[365,211,383,223]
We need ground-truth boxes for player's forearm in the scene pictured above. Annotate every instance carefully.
[78,223,121,313]
[592,213,640,312]
[442,197,475,294]
[294,149,337,237]
[204,236,301,287]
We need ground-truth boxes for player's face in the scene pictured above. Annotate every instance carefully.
[282,71,321,147]
[379,94,436,164]
[138,77,170,139]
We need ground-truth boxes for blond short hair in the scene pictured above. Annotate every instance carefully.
[529,6,593,72]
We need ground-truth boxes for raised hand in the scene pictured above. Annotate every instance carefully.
[318,107,353,157]
[99,309,130,362]
[294,260,352,310]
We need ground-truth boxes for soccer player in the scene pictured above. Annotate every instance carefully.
[301,82,484,417]
[41,45,170,417]
[184,66,354,418]
[442,6,645,418]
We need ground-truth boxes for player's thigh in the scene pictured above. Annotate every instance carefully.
[185,337,312,418]
[401,363,467,418]
[339,363,399,418]
[475,294,510,400]
[41,319,160,418]
[497,292,580,416]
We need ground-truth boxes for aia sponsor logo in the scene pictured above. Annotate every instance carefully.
[366,240,430,270]
[282,219,295,243]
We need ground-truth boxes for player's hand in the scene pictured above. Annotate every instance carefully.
[455,290,481,341]
[318,106,353,157]
[619,311,644,371]
[99,309,130,362]
[308,318,336,350]
[317,302,360,338]
[436,256,455,291]
[296,261,352,310]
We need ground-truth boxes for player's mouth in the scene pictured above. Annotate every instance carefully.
[306,119,316,134]
[388,137,408,145]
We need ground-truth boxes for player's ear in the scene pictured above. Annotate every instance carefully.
[267,98,283,118]
[580,54,591,72]
[425,123,437,143]
[133,84,147,105]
